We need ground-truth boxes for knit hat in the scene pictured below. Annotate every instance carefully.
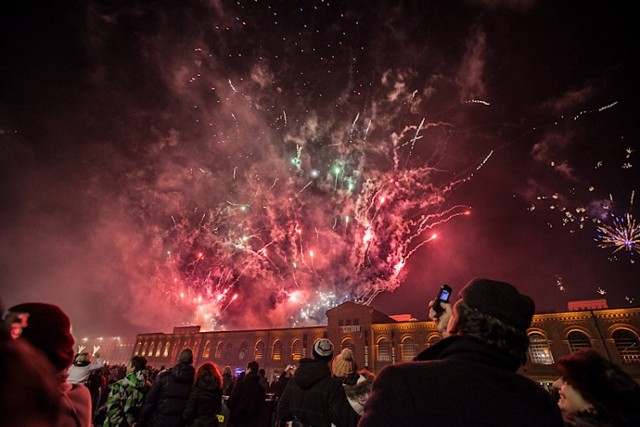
[9,303,75,371]
[332,348,355,378]
[179,348,194,364]
[312,338,334,361]
[460,278,535,331]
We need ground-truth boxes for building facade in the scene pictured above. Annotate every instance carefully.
[132,302,640,384]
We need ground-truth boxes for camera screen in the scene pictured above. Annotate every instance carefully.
[439,289,450,301]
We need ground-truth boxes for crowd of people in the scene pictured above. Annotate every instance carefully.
[2,277,640,426]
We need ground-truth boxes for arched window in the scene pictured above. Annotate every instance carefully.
[272,340,282,361]
[528,333,554,365]
[376,338,392,362]
[141,342,149,356]
[613,329,640,364]
[255,341,265,361]
[172,339,181,358]
[341,338,355,354]
[134,341,142,356]
[202,340,211,358]
[238,342,249,362]
[155,341,163,357]
[567,331,592,353]
[291,339,303,361]
[427,334,441,347]
[215,342,224,359]
[401,337,417,361]
[148,342,155,357]
[163,341,171,357]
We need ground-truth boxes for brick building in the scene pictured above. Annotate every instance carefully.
[132,301,640,384]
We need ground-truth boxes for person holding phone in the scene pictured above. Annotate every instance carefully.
[359,278,563,427]
[429,284,453,336]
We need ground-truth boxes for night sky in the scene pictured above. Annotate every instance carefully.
[1,1,638,339]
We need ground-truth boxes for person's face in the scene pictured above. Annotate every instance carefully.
[126,361,135,374]
[552,377,593,413]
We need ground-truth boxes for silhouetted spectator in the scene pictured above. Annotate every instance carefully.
[553,349,640,426]
[10,302,93,427]
[183,361,224,427]
[222,365,234,396]
[278,338,350,427]
[227,360,266,427]
[258,368,269,390]
[359,278,564,427]
[139,348,195,427]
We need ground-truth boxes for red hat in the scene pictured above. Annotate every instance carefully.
[9,303,75,371]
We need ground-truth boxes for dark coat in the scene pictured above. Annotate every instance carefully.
[140,362,196,427]
[358,336,564,427]
[226,371,266,426]
[278,358,352,427]
[183,376,223,427]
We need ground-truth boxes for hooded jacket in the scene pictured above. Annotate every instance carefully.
[227,371,266,425]
[277,358,349,427]
[140,362,195,427]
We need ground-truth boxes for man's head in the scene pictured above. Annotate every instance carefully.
[312,338,334,362]
[447,278,534,366]
[247,360,259,373]
[9,303,75,372]
[178,348,194,364]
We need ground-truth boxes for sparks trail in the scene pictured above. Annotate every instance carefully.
[595,192,639,257]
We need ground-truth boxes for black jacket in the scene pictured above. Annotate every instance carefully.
[183,376,223,427]
[278,358,351,427]
[358,336,564,427]
[140,362,196,427]
[226,371,266,425]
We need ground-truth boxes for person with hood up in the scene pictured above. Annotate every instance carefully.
[139,348,196,427]
[227,360,266,427]
[277,338,351,427]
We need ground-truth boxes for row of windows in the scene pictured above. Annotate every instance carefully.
[134,337,356,362]
[135,328,640,366]
[527,329,640,365]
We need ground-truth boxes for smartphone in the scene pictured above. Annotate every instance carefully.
[433,284,452,313]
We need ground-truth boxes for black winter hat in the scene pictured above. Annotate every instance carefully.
[460,278,535,331]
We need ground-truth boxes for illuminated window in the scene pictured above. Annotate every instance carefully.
[172,339,181,358]
[163,342,171,357]
[528,333,554,365]
[255,341,265,360]
[215,342,224,359]
[134,341,142,356]
[141,342,149,356]
[291,339,303,361]
[155,341,163,357]
[341,338,355,353]
[202,340,211,358]
[613,329,640,364]
[401,337,417,361]
[376,338,392,362]
[272,340,282,361]
[567,331,592,353]
[148,342,155,357]
[239,342,249,361]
